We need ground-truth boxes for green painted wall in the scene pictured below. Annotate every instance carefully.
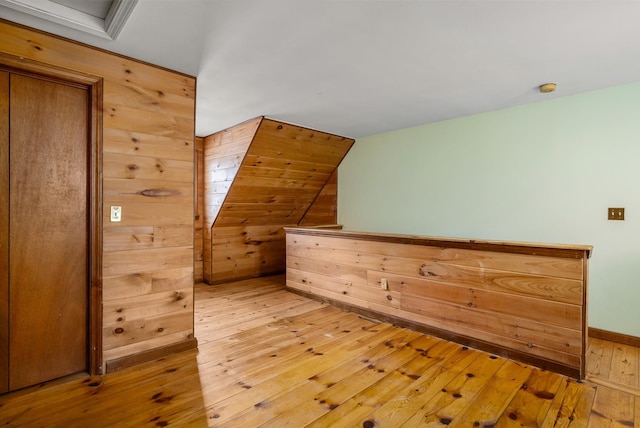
[338,81,640,337]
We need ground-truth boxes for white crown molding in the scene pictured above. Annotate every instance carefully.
[104,0,137,40]
[0,0,137,40]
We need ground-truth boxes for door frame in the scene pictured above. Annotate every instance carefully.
[0,52,103,376]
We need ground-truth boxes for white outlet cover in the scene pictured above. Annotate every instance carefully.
[110,206,122,222]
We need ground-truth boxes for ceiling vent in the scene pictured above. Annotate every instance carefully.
[0,0,137,40]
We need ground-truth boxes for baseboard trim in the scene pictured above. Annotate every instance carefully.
[587,375,640,397]
[589,327,640,347]
[105,337,198,374]
[206,270,286,285]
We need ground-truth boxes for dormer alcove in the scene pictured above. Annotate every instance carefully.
[202,117,354,284]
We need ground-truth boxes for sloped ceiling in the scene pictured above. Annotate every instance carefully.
[2,0,640,139]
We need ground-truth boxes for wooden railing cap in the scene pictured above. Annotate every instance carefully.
[284,227,593,259]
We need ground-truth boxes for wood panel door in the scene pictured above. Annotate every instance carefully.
[0,72,89,392]
[0,72,8,394]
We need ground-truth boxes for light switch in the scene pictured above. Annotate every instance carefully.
[608,207,625,221]
[110,206,122,222]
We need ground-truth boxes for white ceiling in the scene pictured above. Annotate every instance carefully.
[2,0,640,139]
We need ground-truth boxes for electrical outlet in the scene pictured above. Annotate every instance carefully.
[608,207,625,221]
[110,206,122,222]
[380,278,389,290]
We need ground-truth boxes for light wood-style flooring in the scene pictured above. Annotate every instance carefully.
[0,275,638,426]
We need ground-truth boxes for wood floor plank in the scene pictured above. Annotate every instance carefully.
[449,360,533,426]
[222,328,427,427]
[196,306,346,370]
[303,338,464,428]
[540,378,596,428]
[362,342,481,427]
[197,311,382,409]
[3,349,204,426]
[194,313,354,391]
[587,337,614,379]
[203,322,403,424]
[399,353,507,426]
[196,291,298,321]
[495,368,566,427]
[197,275,285,297]
[197,299,325,343]
[0,275,636,427]
[609,343,640,389]
[588,385,635,428]
[198,304,341,349]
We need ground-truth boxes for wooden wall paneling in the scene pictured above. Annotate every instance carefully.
[285,227,591,378]
[211,225,289,283]
[102,202,193,227]
[101,267,193,302]
[102,287,193,328]
[103,226,155,252]
[288,232,585,280]
[103,327,194,364]
[194,137,204,282]
[286,254,369,284]
[242,153,339,175]
[203,117,262,282]
[299,170,338,226]
[103,152,193,182]
[204,117,354,283]
[582,255,589,377]
[102,288,193,355]
[103,247,194,278]
[103,178,193,204]
[0,19,197,373]
[398,296,581,365]
[102,273,153,301]
[286,264,580,365]
[104,129,194,162]
[151,266,194,293]
[374,260,582,304]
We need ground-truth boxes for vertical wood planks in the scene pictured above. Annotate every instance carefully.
[194,136,204,282]
[285,227,592,378]
[0,20,196,372]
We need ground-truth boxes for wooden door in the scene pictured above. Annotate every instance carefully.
[2,72,89,392]
[0,72,8,394]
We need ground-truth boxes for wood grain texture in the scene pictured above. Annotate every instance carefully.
[203,117,354,283]
[299,170,338,226]
[285,228,590,378]
[0,71,8,394]
[0,19,196,373]
[8,74,88,390]
[195,136,204,282]
[0,275,623,426]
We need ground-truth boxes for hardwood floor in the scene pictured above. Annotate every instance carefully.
[0,274,638,426]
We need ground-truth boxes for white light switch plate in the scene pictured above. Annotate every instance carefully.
[110,206,122,222]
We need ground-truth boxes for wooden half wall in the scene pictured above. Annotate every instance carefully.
[203,117,354,283]
[0,20,197,373]
[285,227,592,379]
